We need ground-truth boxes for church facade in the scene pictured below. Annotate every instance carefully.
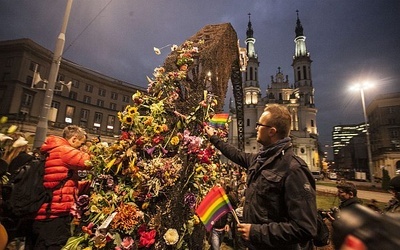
[228,13,321,171]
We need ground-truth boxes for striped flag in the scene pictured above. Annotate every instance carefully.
[195,186,234,231]
[209,113,229,128]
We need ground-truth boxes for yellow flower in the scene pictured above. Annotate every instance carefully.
[170,136,180,146]
[123,116,134,125]
[153,125,163,134]
[0,116,7,124]
[132,91,141,101]
[7,125,18,134]
[163,228,179,245]
[193,215,200,224]
[128,106,138,115]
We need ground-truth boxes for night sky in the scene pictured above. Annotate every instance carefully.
[1,0,399,149]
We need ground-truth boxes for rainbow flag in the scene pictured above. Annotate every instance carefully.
[195,186,234,231]
[209,113,229,128]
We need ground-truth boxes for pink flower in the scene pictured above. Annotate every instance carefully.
[119,236,134,250]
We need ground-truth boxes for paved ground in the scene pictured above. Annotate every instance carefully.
[316,181,392,203]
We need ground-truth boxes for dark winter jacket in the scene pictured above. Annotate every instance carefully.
[36,135,90,220]
[7,151,34,178]
[210,136,317,250]
[339,197,361,210]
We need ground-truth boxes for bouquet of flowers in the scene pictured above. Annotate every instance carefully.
[63,40,229,250]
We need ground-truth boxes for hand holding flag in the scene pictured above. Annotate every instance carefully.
[195,186,240,231]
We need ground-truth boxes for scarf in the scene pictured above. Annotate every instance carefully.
[256,137,291,164]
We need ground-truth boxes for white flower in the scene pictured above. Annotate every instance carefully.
[171,44,178,51]
[153,47,161,55]
[163,228,179,245]
[12,136,28,148]
[0,133,12,142]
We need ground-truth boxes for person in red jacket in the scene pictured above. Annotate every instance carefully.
[30,125,91,250]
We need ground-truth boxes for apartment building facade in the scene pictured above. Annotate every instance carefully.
[0,38,146,144]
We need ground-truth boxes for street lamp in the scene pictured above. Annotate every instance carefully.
[33,0,73,148]
[350,82,374,184]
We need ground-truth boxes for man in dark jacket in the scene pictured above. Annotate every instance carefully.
[205,104,317,250]
[336,181,360,210]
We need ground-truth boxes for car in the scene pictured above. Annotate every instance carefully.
[328,172,337,180]
[312,171,323,181]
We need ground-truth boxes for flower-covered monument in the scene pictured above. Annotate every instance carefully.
[63,23,242,250]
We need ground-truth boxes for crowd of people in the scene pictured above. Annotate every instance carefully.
[0,125,91,249]
[0,103,399,250]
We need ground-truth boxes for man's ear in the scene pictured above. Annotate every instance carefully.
[269,127,277,136]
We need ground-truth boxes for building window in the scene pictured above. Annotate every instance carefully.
[21,93,33,106]
[111,92,118,100]
[72,79,79,88]
[107,115,115,130]
[57,74,65,82]
[303,66,307,79]
[98,88,106,97]
[94,112,102,128]
[29,61,40,72]
[65,106,75,123]
[110,103,117,110]
[83,95,91,104]
[247,118,250,127]
[69,91,77,100]
[51,101,60,109]
[122,95,130,103]
[81,109,89,121]
[97,99,104,107]
[311,119,314,127]
[85,84,93,93]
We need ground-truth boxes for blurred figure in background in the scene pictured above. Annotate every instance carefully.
[384,175,400,213]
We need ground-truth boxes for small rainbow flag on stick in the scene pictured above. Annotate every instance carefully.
[209,113,229,128]
[195,186,240,231]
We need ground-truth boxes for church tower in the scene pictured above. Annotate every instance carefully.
[229,12,321,171]
[242,14,263,152]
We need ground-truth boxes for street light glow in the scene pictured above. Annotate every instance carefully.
[349,81,374,91]
[349,80,375,184]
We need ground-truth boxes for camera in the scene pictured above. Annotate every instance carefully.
[318,207,340,220]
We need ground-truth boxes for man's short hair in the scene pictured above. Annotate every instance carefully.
[337,181,357,197]
[264,104,291,138]
[63,125,87,140]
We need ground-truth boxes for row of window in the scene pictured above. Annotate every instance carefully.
[29,61,131,104]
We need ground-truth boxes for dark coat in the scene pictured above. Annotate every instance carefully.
[339,197,360,210]
[7,151,34,178]
[210,136,317,250]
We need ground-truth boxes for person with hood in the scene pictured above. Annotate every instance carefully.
[204,104,317,250]
[30,125,91,250]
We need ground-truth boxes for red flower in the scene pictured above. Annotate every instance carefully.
[120,131,130,140]
[138,226,156,248]
[152,135,164,144]
[136,136,145,146]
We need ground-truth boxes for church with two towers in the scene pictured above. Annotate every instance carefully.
[228,12,320,171]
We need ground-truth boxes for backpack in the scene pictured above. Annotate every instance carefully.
[1,154,70,218]
[313,212,330,247]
